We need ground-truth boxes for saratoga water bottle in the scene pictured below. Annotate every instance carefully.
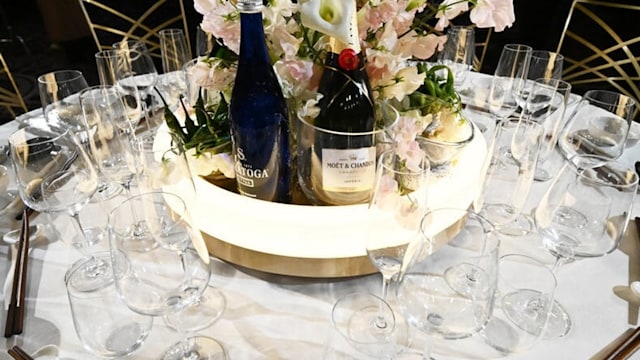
[309,5,376,205]
[229,0,291,203]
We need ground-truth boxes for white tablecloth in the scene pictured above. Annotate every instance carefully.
[1,79,640,359]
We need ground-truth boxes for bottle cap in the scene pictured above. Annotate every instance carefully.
[237,0,263,13]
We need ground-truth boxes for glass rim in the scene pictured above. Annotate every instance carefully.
[567,154,639,189]
[584,89,637,109]
[8,125,71,146]
[37,69,85,84]
[503,43,533,52]
[297,102,399,137]
[378,148,430,176]
[64,252,114,289]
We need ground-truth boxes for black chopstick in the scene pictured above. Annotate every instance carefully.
[7,345,34,360]
[4,209,30,337]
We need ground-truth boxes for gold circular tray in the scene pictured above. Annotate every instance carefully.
[159,126,487,278]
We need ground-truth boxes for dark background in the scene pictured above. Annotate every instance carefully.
[0,0,597,124]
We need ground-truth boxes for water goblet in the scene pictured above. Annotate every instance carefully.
[109,191,226,360]
[559,89,637,166]
[475,117,543,236]
[532,154,638,338]
[37,69,89,135]
[481,253,557,354]
[397,208,500,358]
[488,44,532,121]
[438,25,475,90]
[523,78,572,182]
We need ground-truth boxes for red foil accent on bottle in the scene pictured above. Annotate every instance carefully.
[338,49,359,71]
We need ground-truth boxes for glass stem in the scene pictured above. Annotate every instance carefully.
[375,273,393,329]
[69,212,92,253]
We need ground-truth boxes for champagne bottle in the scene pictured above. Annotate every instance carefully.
[229,0,291,203]
[311,8,376,205]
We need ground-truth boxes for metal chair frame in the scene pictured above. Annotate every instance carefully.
[77,0,191,61]
[0,52,27,119]
[556,0,640,102]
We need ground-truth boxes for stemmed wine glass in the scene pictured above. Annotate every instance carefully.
[109,191,226,360]
[523,78,572,182]
[488,44,532,121]
[397,208,500,358]
[474,117,543,236]
[558,89,637,166]
[37,69,89,135]
[8,126,106,285]
[532,154,638,338]
[113,40,160,131]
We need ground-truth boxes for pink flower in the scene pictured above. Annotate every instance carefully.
[470,0,515,32]
[435,0,470,31]
[198,1,240,53]
[359,1,399,35]
[397,32,447,60]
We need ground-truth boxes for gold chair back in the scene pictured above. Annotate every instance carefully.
[77,0,191,61]
[0,53,27,119]
[556,0,640,103]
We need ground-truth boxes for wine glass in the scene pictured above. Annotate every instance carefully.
[438,25,475,90]
[523,78,572,182]
[397,208,499,358]
[474,117,543,236]
[37,69,89,135]
[481,253,557,354]
[108,191,226,360]
[366,149,430,303]
[113,40,160,131]
[8,127,107,285]
[488,44,532,121]
[513,50,564,110]
[95,50,143,134]
[79,85,139,198]
[532,154,638,338]
[326,292,398,359]
[159,28,190,110]
[558,89,637,166]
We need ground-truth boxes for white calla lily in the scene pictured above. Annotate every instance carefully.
[299,0,356,46]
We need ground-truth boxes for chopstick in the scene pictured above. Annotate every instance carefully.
[7,345,34,360]
[4,208,30,338]
[601,326,640,359]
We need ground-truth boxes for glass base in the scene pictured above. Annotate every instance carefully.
[162,336,227,360]
[497,214,534,237]
[92,182,123,202]
[164,286,226,333]
[542,300,572,339]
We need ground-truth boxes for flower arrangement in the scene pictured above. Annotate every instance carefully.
[177,0,515,177]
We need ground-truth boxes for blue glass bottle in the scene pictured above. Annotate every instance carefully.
[229,0,291,203]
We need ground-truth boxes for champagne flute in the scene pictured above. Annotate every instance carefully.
[37,70,89,135]
[513,50,564,109]
[524,78,572,181]
[95,49,143,134]
[488,44,532,121]
[438,25,475,90]
[559,89,636,166]
[532,154,638,338]
[109,191,227,360]
[8,127,107,284]
[475,117,543,236]
[113,40,160,131]
[159,28,190,110]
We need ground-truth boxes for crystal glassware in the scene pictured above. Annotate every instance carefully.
[397,208,500,358]
[37,69,89,135]
[488,44,532,121]
[438,25,475,89]
[559,89,637,166]
[159,28,190,110]
[532,154,638,338]
[475,117,543,236]
[109,191,227,360]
